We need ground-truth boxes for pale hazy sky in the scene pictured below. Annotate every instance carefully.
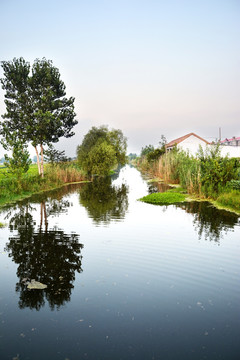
[0,0,239,156]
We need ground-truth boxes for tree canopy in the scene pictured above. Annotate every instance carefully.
[0,57,77,177]
[44,144,70,164]
[77,126,127,176]
[140,144,154,157]
[141,135,167,162]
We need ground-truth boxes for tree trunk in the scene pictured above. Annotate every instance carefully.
[40,202,43,231]
[35,146,41,175]
[40,144,44,178]
[43,202,48,232]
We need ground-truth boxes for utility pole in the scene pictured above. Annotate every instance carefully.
[219,127,221,142]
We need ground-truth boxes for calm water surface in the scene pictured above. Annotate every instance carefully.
[0,165,240,360]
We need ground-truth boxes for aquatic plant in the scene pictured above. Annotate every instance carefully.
[139,191,186,205]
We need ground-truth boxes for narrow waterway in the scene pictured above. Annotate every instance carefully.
[0,165,240,360]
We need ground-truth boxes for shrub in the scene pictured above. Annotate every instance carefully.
[197,145,240,197]
[227,180,240,191]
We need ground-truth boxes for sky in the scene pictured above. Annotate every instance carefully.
[0,0,239,157]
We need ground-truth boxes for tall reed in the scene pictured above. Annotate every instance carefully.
[153,150,201,195]
[45,162,86,184]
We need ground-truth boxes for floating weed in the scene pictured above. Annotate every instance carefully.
[139,191,186,205]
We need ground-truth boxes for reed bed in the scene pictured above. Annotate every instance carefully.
[45,163,86,184]
[137,148,240,212]
[147,150,202,195]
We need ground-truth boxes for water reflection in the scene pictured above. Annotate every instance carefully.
[148,181,172,194]
[27,183,81,214]
[178,201,240,243]
[4,196,83,311]
[79,177,128,225]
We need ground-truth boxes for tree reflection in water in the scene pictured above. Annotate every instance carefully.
[147,182,172,194]
[178,201,240,243]
[4,196,83,311]
[79,176,128,225]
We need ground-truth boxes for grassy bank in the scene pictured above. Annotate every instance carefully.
[0,161,87,206]
[214,190,240,213]
[137,148,240,214]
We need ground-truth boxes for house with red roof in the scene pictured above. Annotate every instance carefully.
[166,132,240,158]
[165,132,209,155]
[221,137,240,146]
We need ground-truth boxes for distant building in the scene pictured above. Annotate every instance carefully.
[165,132,209,156]
[166,132,240,158]
[221,136,240,146]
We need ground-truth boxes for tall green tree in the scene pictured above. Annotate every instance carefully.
[140,144,154,157]
[0,57,77,177]
[77,126,127,176]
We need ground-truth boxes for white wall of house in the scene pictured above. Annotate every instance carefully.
[219,146,240,158]
[177,138,240,158]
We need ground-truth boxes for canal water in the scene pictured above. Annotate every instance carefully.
[0,165,239,360]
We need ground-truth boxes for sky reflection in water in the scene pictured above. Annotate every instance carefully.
[0,165,239,360]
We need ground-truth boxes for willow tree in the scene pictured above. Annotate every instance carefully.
[0,57,77,177]
[77,126,127,176]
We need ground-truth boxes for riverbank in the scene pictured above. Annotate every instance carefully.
[0,180,90,207]
[142,176,240,215]
[0,162,88,207]
[135,148,240,215]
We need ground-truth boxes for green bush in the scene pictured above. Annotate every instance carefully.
[227,180,240,190]
[198,145,240,197]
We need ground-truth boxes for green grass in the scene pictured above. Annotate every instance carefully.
[0,163,39,179]
[139,191,186,205]
[26,163,39,175]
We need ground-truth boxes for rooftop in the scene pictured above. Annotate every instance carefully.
[221,137,240,143]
